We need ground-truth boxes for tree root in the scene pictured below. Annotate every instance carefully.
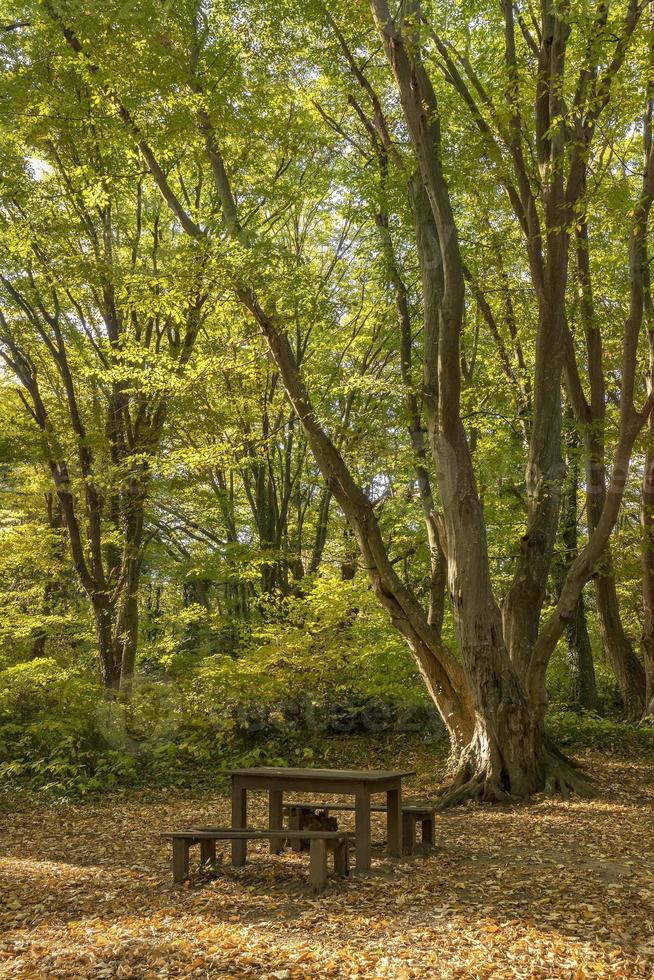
[435,746,594,810]
[541,754,594,801]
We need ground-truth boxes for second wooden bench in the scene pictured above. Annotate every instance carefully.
[283,801,436,855]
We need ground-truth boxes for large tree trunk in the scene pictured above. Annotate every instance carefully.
[501,298,566,679]
[369,0,584,801]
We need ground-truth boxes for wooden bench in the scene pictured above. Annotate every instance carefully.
[401,805,436,854]
[283,801,436,855]
[162,828,350,893]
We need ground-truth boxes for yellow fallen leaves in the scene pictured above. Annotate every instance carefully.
[0,753,653,978]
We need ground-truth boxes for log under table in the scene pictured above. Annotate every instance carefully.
[228,766,415,872]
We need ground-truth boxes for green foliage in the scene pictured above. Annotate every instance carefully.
[0,658,134,792]
[0,575,439,794]
[547,710,654,757]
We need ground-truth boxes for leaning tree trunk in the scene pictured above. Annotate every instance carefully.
[245,293,476,755]
[595,572,645,718]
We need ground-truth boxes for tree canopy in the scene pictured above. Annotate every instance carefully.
[0,0,653,802]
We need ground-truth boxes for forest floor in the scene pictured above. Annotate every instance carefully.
[0,744,653,979]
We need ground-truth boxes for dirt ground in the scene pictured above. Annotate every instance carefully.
[1,755,653,978]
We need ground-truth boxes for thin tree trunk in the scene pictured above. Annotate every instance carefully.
[596,573,645,718]
[93,599,122,691]
[309,486,332,574]
[640,23,654,719]
[31,494,64,658]
[572,220,646,719]
[643,394,654,717]
[115,575,141,692]
[566,595,598,711]
[554,411,600,711]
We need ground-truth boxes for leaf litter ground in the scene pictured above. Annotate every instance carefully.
[0,751,653,978]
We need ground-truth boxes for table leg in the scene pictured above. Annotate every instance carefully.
[231,777,247,867]
[386,785,402,858]
[269,789,284,854]
[354,785,371,872]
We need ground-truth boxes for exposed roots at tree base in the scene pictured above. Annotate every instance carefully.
[436,744,594,809]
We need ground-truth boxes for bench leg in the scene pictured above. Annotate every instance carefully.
[269,790,284,854]
[309,838,328,893]
[172,839,190,883]
[333,839,349,877]
[200,839,216,864]
[421,816,435,848]
[402,813,417,856]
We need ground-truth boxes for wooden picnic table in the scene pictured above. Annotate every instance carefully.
[227,766,414,872]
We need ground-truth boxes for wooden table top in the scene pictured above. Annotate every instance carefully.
[227,767,415,781]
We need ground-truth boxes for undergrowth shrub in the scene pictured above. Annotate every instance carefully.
[547,710,654,756]
[0,579,436,794]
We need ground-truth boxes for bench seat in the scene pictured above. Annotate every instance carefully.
[162,827,350,893]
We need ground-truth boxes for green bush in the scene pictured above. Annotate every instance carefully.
[0,576,437,796]
[0,657,293,793]
[0,659,137,793]
[547,710,654,756]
